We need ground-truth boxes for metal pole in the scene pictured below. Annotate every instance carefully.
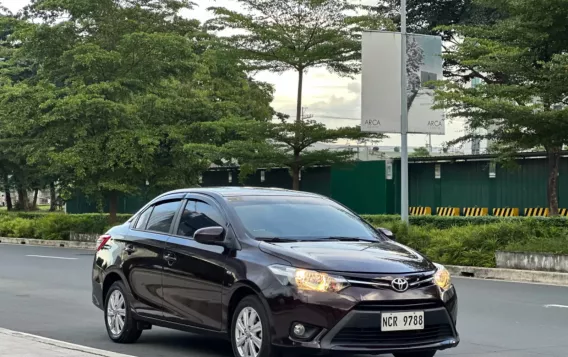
[400,0,409,223]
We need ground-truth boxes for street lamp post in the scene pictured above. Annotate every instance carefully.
[400,0,409,224]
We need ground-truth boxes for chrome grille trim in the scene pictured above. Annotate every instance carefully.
[346,271,436,290]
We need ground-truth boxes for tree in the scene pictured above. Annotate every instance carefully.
[194,110,383,188]
[410,146,430,157]
[376,0,507,82]
[14,0,274,220]
[434,0,568,215]
[208,0,389,189]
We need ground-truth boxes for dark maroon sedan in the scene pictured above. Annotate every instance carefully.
[92,187,459,357]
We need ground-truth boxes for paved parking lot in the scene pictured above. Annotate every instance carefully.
[1,244,568,356]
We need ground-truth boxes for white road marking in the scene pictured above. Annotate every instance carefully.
[25,255,78,260]
[544,304,568,309]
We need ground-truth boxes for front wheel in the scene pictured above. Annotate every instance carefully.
[104,281,142,343]
[393,351,437,357]
[231,295,276,357]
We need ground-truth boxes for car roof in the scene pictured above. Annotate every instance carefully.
[160,186,324,199]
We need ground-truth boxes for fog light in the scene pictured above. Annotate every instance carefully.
[293,323,306,337]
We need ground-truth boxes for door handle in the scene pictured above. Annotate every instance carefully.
[124,244,136,254]
[164,252,177,264]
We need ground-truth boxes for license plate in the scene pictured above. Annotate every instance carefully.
[381,311,424,331]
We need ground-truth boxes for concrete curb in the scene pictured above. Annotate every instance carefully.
[447,265,568,286]
[0,327,136,357]
[0,237,95,250]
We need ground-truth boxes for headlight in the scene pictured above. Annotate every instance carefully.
[268,265,349,293]
[433,263,451,291]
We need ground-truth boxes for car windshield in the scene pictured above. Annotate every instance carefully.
[227,196,381,241]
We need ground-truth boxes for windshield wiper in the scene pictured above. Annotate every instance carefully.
[315,237,377,242]
[255,237,300,243]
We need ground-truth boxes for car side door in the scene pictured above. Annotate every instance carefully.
[161,195,228,330]
[122,196,183,320]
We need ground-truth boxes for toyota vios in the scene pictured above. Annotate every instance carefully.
[92,187,459,357]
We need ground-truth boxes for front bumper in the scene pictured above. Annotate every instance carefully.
[269,284,459,355]
[317,301,459,354]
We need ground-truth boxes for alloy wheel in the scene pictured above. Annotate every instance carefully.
[235,306,263,357]
[106,290,126,336]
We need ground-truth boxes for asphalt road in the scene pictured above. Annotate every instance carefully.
[1,244,568,357]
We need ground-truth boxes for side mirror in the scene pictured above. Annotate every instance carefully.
[378,228,395,241]
[194,226,226,246]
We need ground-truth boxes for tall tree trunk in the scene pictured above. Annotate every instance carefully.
[109,191,118,225]
[49,182,57,211]
[3,174,11,211]
[296,68,304,124]
[5,189,12,211]
[291,68,304,191]
[292,162,301,190]
[547,147,561,216]
[16,187,29,211]
[32,189,39,210]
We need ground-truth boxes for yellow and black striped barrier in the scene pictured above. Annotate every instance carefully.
[462,207,489,216]
[437,207,460,216]
[409,207,432,216]
[492,208,519,217]
[524,208,549,217]
[560,208,568,217]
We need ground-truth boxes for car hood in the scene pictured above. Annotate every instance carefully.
[259,240,435,274]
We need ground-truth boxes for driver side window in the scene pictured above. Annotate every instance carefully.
[177,200,225,238]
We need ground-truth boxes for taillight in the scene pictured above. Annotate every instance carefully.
[96,234,112,251]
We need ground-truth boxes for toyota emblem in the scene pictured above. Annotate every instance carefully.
[391,278,409,292]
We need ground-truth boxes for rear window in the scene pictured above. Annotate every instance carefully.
[146,200,181,233]
[134,207,153,230]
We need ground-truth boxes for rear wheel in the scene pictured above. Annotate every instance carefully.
[104,281,142,343]
[393,351,437,357]
[230,295,275,357]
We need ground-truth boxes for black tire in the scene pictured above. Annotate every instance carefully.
[104,281,142,343]
[393,351,437,357]
[230,295,275,357]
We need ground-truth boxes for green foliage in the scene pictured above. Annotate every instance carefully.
[1,0,275,216]
[410,146,430,157]
[205,0,389,189]
[208,0,391,74]
[375,0,508,81]
[433,0,568,214]
[191,116,385,188]
[0,212,131,240]
[363,214,568,229]
[364,215,568,267]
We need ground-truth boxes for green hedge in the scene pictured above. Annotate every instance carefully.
[362,214,568,229]
[0,213,132,240]
[371,219,568,267]
[1,212,567,268]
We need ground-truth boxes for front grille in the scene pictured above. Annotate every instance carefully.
[355,300,442,311]
[332,324,454,346]
[346,271,436,291]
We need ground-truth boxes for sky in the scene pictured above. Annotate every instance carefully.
[1,0,466,149]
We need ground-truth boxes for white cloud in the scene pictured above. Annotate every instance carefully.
[3,0,462,148]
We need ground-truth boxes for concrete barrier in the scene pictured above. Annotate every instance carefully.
[0,237,95,250]
[447,265,568,286]
[495,251,568,273]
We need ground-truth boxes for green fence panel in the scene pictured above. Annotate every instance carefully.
[560,158,568,209]
[440,161,490,208]
[390,156,567,214]
[331,161,387,214]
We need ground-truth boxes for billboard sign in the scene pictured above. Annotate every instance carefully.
[361,31,445,135]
